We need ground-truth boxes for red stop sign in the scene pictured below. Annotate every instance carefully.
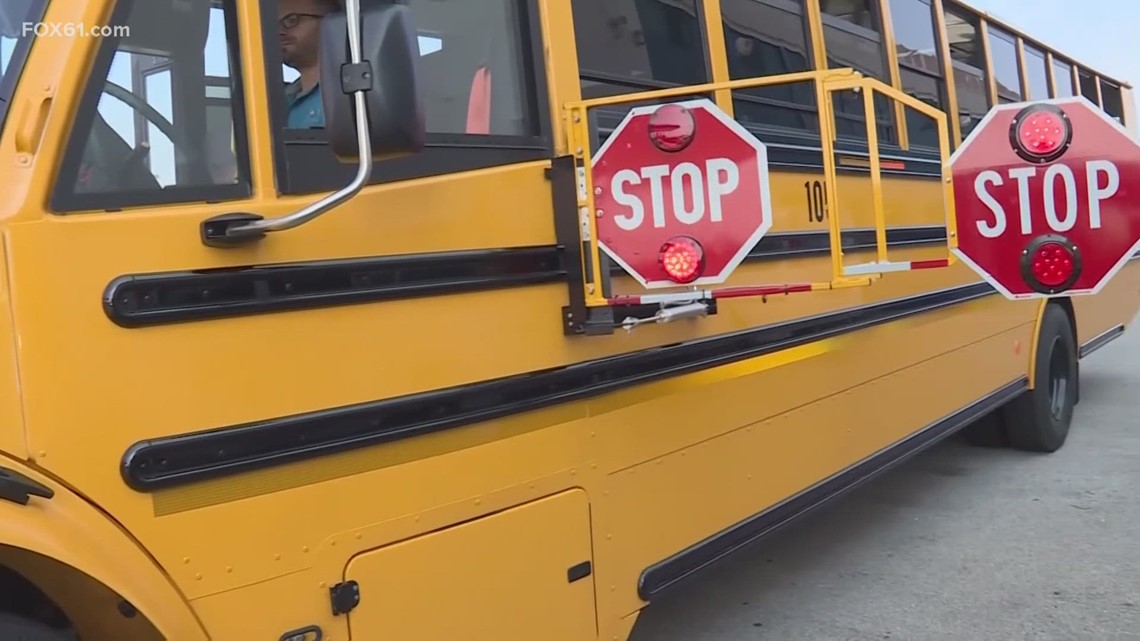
[950,97,1140,299]
[592,98,772,288]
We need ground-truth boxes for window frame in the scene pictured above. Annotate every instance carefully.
[1099,78,1125,124]
[715,0,817,135]
[0,0,49,136]
[886,0,948,152]
[1050,56,1074,97]
[818,0,899,144]
[262,0,553,196]
[985,24,1022,104]
[48,0,254,213]
[1020,42,1049,101]
[578,0,713,95]
[1077,67,1100,105]
[577,0,721,161]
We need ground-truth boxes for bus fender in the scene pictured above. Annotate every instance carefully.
[0,458,207,641]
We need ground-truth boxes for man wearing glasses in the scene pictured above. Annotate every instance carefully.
[279,0,341,128]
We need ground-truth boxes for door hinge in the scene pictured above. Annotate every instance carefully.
[329,580,360,615]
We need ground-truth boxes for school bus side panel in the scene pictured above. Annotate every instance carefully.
[594,308,1033,623]
[0,241,28,460]
[1071,260,1140,346]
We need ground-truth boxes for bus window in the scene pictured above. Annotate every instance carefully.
[573,0,706,92]
[0,0,42,132]
[1100,79,1125,124]
[819,0,895,144]
[986,26,1021,104]
[573,0,708,145]
[1078,68,1099,103]
[278,0,535,137]
[1022,43,1049,100]
[0,0,34,80]
[942,5,988,137]
[885,0,946,149]
[719,0,817,134]
[50,0,250,212]
[1051,57,1075,97]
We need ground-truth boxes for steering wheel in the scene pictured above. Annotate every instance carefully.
[100,80,212,186]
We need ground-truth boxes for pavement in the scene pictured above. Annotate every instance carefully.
[629,319,1140,641]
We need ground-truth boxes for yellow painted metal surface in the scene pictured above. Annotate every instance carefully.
[0,1,1134,640]
[0,457,207,641]
[344,489,597,641]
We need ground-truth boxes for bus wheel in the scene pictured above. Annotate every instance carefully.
[0,614,74,641]
[1001,303,1079,453]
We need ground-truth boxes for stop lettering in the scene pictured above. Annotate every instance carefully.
[949,97,1140,299]
[609,158,740,231]
[971,159,1119,238]
[592,99,773,289]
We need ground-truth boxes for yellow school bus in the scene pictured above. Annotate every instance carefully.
[0,0,1137,639]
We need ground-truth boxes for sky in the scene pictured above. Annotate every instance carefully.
[1,1,1137,185]
[964,0,1140,118]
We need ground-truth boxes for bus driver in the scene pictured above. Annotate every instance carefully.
[278,0,340,128]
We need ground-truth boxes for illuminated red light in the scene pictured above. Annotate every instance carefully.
[658,236,704,283]
[648,104,696,152]
[1010,104,1071,162]
[1020,235,1082,294]
[1030,241,1074,287]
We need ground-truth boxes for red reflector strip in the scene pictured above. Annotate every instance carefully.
[712,284,814,299]
[909,258,950,270]
[837,157,907,171]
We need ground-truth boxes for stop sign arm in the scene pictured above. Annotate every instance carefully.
[609,282,844,307]
[843,258,952,276]
[822,73,961,281]
[557,70,961,335]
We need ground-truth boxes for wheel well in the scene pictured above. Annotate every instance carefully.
[1052,297,1077,341]
[0,547,164,640]
[0,565,71,632]
[1047,297,1079,403]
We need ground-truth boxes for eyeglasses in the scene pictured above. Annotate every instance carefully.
[278,12,324,30]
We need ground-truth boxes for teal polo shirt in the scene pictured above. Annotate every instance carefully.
[285,80,324,128]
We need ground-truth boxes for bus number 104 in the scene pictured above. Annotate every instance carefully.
[805,180,827,223]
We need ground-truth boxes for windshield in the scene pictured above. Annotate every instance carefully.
[0,0,43,129]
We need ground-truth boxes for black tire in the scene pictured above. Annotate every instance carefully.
[0,614,73,641]
[1000,303,1079,453]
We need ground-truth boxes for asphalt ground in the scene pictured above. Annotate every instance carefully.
[630,320,1140,641]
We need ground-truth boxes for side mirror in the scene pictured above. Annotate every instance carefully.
[318,2,425,162]
[198,0,426,248]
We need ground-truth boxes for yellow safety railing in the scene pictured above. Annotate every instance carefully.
[561,68,958,314]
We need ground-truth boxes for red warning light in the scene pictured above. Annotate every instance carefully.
[1020,235,1082,294]
[1010,103,1072,163]
[658,236,705,283]
[648,104,696,153]
[1031,242,1073,286]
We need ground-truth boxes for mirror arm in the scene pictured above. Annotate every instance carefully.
[200,0,373,249]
